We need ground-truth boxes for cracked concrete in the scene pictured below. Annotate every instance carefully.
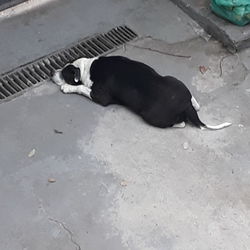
[1,0,250,250]
[49,218,81,250]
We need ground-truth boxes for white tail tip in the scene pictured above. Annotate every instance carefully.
[191,96,200,111]
[201,122,232,130]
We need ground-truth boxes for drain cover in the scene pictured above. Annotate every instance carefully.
[0,25,138,103]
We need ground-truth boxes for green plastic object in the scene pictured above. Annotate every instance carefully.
[211,0,250,26]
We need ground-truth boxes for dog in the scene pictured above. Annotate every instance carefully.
[52,56,231,130]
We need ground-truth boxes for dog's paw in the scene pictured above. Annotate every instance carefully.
[173,122,186,128]
[61,84,72,93]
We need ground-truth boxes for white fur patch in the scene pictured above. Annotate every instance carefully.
[52,58,96,100]
[72,57,97,88]
[52,70,66,86]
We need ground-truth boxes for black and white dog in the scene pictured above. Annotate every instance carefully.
[52,56,231,130]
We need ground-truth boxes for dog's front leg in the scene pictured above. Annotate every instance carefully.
[61,84,92,99]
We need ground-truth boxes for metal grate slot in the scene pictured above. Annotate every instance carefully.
[68,48,80,58]
[48,58,61,70]
[7,76,21,91]
[77,44,95,57]
[0,85,10,98]
[0,91,5,99]
[117,27,131,40]
[120,26,137,38]
[80,42,99,56]
[43,61,55,74]
[87,40,103,54]
[96,36,113,49]
[104,33,120,46]
[58,55,67,66]
[60,51,71,60]
[0,25,138,103]
[112,29,128,42]
[16,72,31,87]
[66,49,77,58]
[4,76,23,92]
[26,67,41,82]
[37,62,51,76]
[92,38,109,52]
[20,70,37,85]
[0,79,15,95]
[11,74,27,89]
[33,65,47,79]
[52,55,64,68]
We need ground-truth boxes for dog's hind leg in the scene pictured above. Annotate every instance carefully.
[141,110,176,128]
[173,122,186,128]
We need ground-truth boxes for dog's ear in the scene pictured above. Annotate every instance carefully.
[74,67,81,83]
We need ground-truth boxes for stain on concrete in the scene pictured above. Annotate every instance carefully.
[192,54,248,93]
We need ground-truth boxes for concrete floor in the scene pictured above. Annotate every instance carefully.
[1,1,250,250]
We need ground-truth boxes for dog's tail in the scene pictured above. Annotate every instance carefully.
[185,103,231,130]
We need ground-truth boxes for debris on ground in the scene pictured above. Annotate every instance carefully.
[28,148,36,158]
[199,65,209,74]
[183,142,189,150]
[120,180,128,187]
[54,129,63,134]
[239,124,244,128]
[48,178,56,183]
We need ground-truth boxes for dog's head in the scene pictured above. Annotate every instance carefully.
[53,64,81,86]
[62,64,81,85]
[52,57,96,87]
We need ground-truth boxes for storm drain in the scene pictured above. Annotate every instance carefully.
[0,25,138,103]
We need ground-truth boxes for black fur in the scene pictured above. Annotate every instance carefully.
[88,56,204,128]
[61,65,82,86]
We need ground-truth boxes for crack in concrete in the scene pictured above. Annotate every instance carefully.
[129,34,200,48]
[237,57,250,80]
[130,36,249,78]
[124,36,194,59]
[49,218,81,250]
[219,53,250,81]
[37,198,82,250]
[124,42,191,58]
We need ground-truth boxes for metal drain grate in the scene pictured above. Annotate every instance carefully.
[0,25,138,103]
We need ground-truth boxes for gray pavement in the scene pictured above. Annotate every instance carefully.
[0,0,196,74]
[1,1,250,250]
